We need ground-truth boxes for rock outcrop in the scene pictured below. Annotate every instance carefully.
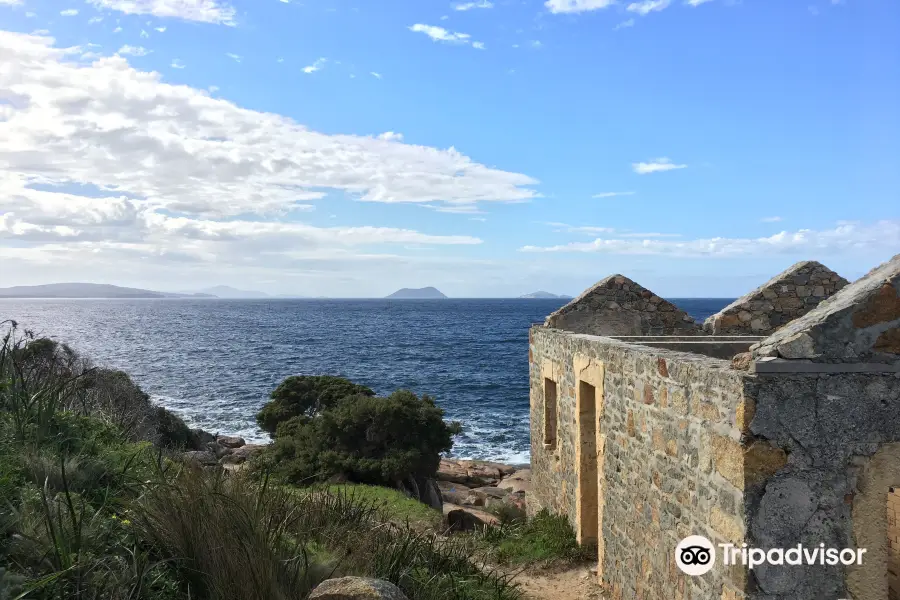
[181,434,265,471]
[704,260,848,335]
[309,577,408,600]
[544,274,700,336]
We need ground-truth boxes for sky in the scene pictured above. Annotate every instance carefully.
[0,0,898,298]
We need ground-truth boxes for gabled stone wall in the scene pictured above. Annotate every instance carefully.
[704,261,848,336]
[752,253,900,363]
[544,274,701,336]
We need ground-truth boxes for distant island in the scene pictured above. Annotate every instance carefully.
[196,285,270,299]
[519,291,573,299]
[385,287,448,299]
[0,283,214,299]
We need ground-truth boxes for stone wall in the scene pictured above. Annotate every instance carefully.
[544,274,701,336]
[752,253,900,363]
[528,327,757,600]
[746,370,900,599]
[704,261,848,336]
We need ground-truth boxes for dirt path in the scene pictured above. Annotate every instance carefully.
[510,565,606,600]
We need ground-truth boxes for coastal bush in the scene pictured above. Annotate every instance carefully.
[264,388,462,486]
[256,375,375,435]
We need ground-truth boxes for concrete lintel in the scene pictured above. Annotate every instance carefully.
[750,358,900,374]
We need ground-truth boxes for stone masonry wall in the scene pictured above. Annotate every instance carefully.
[704,261,848,336]
[544,274,701,336]
[746,371,900,600]
[752,253,900,364]
[528,327,760,600]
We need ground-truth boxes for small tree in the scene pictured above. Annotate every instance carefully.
[264,388,462,486]
[256,375,375,435]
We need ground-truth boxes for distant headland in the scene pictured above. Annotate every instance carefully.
[385,287,448,299]
[518,291,573,299]
[0,283,214,299]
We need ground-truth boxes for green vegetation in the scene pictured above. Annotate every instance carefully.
[326,484,442,529]
[0,322,521,600]
[257,379,462,487]
[477,510,595,566]
[256,375,375,435]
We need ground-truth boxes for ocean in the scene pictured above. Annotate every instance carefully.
[0,297,732,464]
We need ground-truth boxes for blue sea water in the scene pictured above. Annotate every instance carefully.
[0,297,732,463]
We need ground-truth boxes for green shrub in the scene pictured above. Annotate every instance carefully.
[256,375,375,435]
[264,389,461,486]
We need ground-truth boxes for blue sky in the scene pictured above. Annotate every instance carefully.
[0,0,898,297]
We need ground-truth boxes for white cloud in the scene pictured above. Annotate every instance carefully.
[627,0,671,15]
[632,157,687,174]
[530,40,543,48]
[370,71,382,79]
[0,30,536,220]
[472,41,485,50]
[60,8,79,16]
[117,44,150,56]
[88,16,104,24]
[521,221,900,256]
[302,57,326,74]
[0,0,23,5]
[454,1,493,10]
[686,0,714,5]
[87,0,236,25]
[593,191,635,198]
[545,0,615,13]
[378,132,404,142]
[409,24,471,44]
[761,216,783,223]
[614,18,635,29]
[113,26,123,32]
[140,29,149,37]
[171,58,185,68]
[226,52,241,62]
[156,26,166,32]
[0,31,555,293]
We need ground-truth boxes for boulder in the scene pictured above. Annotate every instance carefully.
[190,428,216,449]
[436,459,513,487]
[436,480,471,494]
[472,486,510,499]
[220,444,266,464]
[182,451,218,466]
[216,435,246,449]
[398,475,443,511]
[205,441,230,459]
[497,469,532,494]
[309,577,408,600]
[222,462,247,473]
[443,503,499,532]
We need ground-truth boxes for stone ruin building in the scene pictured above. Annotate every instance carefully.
[528,254,900,600]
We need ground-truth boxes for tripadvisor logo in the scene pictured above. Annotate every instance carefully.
[675,535,868,577]
[675,536,716,576]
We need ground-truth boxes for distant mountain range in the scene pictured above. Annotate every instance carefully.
[0,283,213,299]
[385,287,448,299]
[519,291,573,299]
